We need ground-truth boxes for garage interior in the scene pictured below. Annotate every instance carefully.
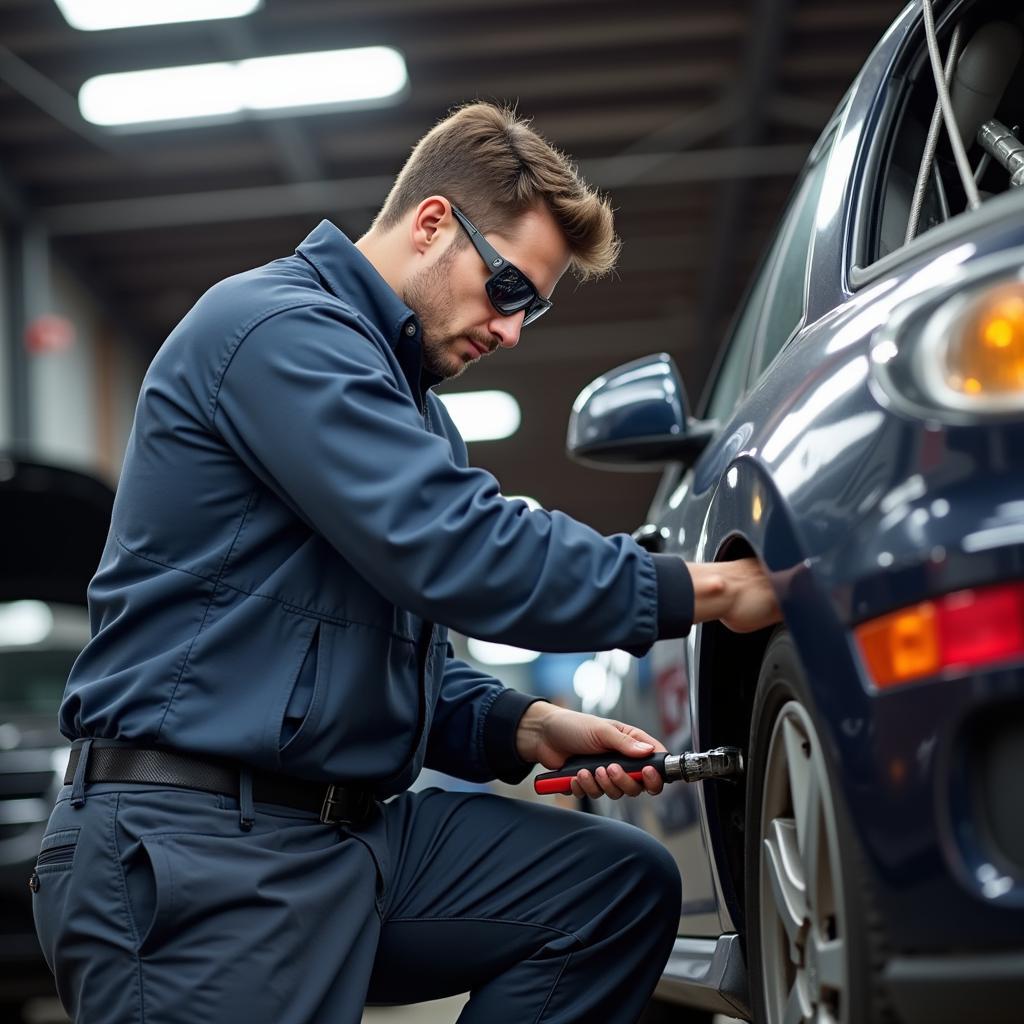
[0,0,902,530]
[1,2,925,1023]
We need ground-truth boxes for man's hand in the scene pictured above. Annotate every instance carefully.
[688,557,781,633]
[516,703,666,800]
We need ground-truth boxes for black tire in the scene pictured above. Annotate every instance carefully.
[743,629,888,1024]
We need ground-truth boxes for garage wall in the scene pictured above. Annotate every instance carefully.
[28,261,97,471]
[24,256,146,482]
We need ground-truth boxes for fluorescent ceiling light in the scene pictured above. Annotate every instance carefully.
[55,0,261,31]
[439,391,521,442]
[79,46,408,128]
[467,639,540,666]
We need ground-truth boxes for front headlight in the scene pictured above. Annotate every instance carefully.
[920,281,1024,410]
[871,253,1024,420]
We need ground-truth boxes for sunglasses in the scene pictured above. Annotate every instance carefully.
[451,205,553,327]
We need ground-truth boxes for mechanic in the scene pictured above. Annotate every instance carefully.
[33,102,780,1024]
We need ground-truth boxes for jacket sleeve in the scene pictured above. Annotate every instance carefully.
[424,644,545,784]
[212,303,694,654]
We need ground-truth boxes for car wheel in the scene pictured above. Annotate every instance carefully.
[744,630,887,1024]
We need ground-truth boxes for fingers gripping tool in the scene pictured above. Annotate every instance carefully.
[533,746,745,795]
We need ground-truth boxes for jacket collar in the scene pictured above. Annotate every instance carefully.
[295,219,414,348]
[296,219,443,395]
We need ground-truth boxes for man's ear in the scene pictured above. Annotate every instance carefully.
[410,196,451,255]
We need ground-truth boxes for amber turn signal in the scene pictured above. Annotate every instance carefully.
[942,281,1024,399]
[855,580,1024,688]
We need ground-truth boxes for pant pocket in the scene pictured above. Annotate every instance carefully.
[122,833,176,956]
[31,827,81,974]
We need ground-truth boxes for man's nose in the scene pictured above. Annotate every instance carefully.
[489,310,525,350]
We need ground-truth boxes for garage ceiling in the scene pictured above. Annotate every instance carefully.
[0,0,902,534]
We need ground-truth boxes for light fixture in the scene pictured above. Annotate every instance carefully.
[438,391,521,442]
[55,0,261,32]
[78,46,408,128]
[467,639,540,666]
[0,601,54,646]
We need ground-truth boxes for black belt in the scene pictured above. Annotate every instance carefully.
[64,744,375,826]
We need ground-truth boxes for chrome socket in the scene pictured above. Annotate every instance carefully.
[664,746,745,783]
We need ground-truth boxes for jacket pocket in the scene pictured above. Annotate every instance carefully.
[31,828,81,973]
[278,619,329,758]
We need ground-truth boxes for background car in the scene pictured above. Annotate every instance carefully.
[566,1,1024,1022]
[0,454,113,1019]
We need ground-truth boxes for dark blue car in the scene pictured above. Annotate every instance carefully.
[567,2,1024,1021]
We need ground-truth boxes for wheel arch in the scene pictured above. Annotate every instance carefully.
[697,541,776,938]
[692,453,815,935]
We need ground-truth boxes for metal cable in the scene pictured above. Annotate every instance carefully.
[935,164,951,220]
[906,23,963,242]
[974,151,993,183]
[922,0,982,210]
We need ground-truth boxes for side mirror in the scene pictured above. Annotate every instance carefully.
[566,353,717,470]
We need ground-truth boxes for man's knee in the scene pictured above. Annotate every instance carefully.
[633,827,682,920]
[584,816,681,922]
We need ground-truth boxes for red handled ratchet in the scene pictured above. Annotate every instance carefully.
[533,746,744,795]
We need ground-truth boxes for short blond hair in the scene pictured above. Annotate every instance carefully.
[374,102,620,280]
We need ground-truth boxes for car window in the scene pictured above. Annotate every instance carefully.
[860,13,1024,271]
[749,145,831,380]
[703,130,834,422]
[703,243,777,422]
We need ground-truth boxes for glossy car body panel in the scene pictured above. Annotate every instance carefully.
[573,0,1024,983]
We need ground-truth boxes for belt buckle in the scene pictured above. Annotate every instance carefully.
[320,784,375,826]
[320,784,351,825]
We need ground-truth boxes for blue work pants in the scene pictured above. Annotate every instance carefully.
[32,779,681,1023]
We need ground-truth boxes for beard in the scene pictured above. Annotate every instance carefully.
[402,246,491,380]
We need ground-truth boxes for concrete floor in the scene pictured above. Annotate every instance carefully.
[363,997,470,1021]
[27,996,744,1022]
[23,995,471,1023]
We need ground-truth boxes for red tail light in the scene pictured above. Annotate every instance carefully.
[855,580,1024,688]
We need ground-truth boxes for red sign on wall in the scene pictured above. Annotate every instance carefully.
[24,314,76,354]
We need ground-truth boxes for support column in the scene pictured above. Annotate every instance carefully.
[3,222,51,450]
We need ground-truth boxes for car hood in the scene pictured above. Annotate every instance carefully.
[0,452,114,607]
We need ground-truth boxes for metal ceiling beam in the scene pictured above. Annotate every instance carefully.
[692,0,798,390]
[615,98,739,157]
[216,21,325,184]
[4,97,737,183]
[5,9,744,63]
[38,144,808,236]
[0,43,117,153]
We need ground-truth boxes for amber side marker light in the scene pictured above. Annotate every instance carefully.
[855,581,1024,688]
[935,281,1024,404]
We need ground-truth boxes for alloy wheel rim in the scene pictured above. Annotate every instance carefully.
[759,699,848,1024]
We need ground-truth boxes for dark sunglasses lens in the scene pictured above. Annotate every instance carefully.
[487,266,536,314]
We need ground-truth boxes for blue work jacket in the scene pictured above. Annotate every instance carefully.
[60,221,694,796]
